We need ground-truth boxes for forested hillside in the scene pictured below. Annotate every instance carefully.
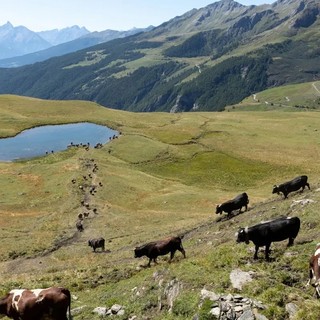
[0,0,319,112]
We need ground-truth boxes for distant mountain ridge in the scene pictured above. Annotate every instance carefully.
[0,0,319,112]
[0,22,91,59]
[0,22,51,59]
[38,25,90,46]
[0,26,153,68]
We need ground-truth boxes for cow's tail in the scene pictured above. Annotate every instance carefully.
[61,288,72,320]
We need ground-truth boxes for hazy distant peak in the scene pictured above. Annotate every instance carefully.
[206,0,245,10]
[38,25,90,46]
[3,21,14,28]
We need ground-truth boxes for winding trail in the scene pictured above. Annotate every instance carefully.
[312,82,320,94]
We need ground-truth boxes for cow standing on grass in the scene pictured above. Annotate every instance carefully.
[76,220,83,232]
[272,175,310,199]
[236,216,300,261]
[307,243,320,297]
[88,237,105,252]
[0,287,72,320]
[216,192,249,219]
[134,236,186,267]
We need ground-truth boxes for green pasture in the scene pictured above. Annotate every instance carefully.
[1,94,320,319]
[230,81,320,111]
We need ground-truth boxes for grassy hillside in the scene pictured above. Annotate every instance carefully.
[228,81,320,111]
[1,95,320,319]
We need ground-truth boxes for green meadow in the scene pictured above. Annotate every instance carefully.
[1,94,320,319]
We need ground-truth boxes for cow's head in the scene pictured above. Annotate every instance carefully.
[235,227,249,244]
[215,204,222,214]
[134,247,143,258]
[272,185,280,194]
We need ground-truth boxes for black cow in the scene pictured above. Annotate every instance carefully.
[134,236,186,267]
[236,216,300,260]
[88,237,105,252]
[272,175,310,199]
[216,192,249,219]
[307,243,320,297]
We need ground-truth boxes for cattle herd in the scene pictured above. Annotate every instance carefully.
[1,174,319,319]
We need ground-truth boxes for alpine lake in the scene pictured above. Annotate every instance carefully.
[0,122,118,162]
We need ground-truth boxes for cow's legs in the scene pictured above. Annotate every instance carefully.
[179,246,186,258]
[147,258,152,267]
[265,243,271,261]
[287,237,294,246]
[254,245,259,259]
[169,250,176,262]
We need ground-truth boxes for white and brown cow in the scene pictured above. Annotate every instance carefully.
[308,243,320,297]
[0,286,72,320]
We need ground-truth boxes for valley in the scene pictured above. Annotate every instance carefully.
[1,0,320,319]
[1,95,320,319]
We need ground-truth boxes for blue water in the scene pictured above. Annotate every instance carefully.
[0,122,118,162]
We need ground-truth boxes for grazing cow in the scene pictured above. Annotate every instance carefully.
[216,192,249,219]
[134,236,186,267]
[236,216,300,260]
[76,220,83,232]
[83,212,89,218]
[307,243,320,297]
[272,175,310,199]
[88,237,105,252]
[0,286,72,320]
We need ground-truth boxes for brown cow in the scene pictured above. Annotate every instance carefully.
[134,236,186,267]
[307,243,320,297]
[76,220,83,232]
[0,286,72,320]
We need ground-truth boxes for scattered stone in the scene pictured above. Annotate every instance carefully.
[164,279,182,312]
[71,306,86,315]
[111,304,123,314]
[93,304,125,317]
[93,307,107,316]
[230,269,254,290]
[290,199,315,208]
[238,309,255,320]
[210,307,220,317]
[200,289,220,301]
[200,290,267,320]
[286,302,298,319]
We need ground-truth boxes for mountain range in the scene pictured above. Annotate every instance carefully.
[0,22,152,67]
[0,22,90,59]
[0,0,319,112]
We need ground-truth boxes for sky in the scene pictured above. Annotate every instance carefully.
[1,0,275,32]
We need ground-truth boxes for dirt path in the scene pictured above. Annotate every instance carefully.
[312,82,320,94]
